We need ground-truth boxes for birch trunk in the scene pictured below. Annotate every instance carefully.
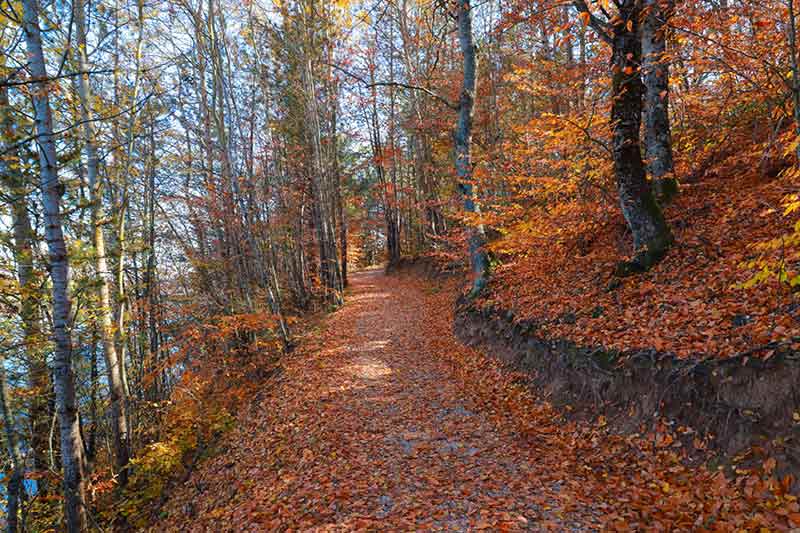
[0,63,51,495]
[0,69,27,533]
[0,362,24,533]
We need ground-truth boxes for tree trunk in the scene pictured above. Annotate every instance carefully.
[388,25,403,265]
[21,0,87,529]
[0,83,25,533]
[0,63,52,495]
[88,329,99,464]
[0,77,27,525]
[145,121,163,398]
[642,0,677,200]
[456,0,489,296]
[611,0,673,274]
[74,0,131,485]
[303,51,343,303]
[366,70,401,267]
[114,0,145,388]
[787,0,800,162]
[0,361,24,533]
[332,92,348,287]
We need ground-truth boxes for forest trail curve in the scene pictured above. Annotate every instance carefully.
[155,269,598,531]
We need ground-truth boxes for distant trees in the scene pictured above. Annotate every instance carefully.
[0,61,34,533]
[299,1,345,303]
[73,0,130,487]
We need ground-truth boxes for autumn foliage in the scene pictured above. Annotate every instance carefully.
[145,271,800,531]
[6,0,800,529]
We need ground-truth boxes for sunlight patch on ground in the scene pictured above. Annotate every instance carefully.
[344,356,392,380]
[354,340,390,352]
[347,290,389,303]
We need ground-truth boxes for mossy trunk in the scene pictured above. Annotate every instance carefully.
[611,0,672,274]
[642,0,678,203]
[456,0,489,296]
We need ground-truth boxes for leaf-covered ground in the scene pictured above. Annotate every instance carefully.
[152,269,799,531]
[486,174,800,360]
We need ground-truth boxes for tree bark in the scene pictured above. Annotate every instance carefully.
[610,0,673,274]
[0,63,52,496]
[0,361,24,533]
[332,88,348,287]
[74,0,131,485]
[387,24,403,265]
[0,69,27,532]
[87,329,99,464]
[456,0,489,296]
[642,0,677,199]
[21,0,87,529]
[787,0,800,162]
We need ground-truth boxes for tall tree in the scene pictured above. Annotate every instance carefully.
[642,0,677,198]
[574,0,673,273]
[0,361,24,533]
[73,0,131,485]
[0,66,28,533]
[20,0,87,529]
[300,0,344,303]
[0,60,51,498]
[786,0,800,161]
[456,0,490,295]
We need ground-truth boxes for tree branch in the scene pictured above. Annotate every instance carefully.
[572,0,613,45]
[0,91,157,157]
[328,62,458,111]
[0,69,114,88]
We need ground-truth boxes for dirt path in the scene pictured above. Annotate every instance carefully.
[155,268,800,531]
[156,269,600,531]
[157,269,799,531]
[282,269,596,531]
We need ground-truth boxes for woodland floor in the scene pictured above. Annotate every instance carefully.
[486,174,800,360]
[153,268,800,532]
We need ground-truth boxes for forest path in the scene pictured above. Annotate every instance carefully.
[156,269,599,531]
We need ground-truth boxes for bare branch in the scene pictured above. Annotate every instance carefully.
[328,62,458,111]
[0,69,114,88]
[0,91,158,157]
